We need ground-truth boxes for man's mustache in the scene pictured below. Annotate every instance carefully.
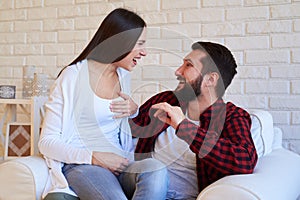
[176,76,186,83]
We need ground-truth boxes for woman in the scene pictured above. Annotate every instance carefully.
[39,8,168,200]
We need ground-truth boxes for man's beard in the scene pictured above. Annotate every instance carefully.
[174,74,203,102]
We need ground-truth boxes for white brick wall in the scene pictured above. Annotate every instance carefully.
[0,0,299,155]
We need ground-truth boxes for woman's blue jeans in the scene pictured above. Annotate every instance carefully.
[62,158,168,200]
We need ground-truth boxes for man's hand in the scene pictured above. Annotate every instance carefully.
[92,152,129,175]
[110,92,138,119]
[151,102,185,129]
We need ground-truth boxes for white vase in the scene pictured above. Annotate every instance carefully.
[22,66,36,98]
[32,73,48,97]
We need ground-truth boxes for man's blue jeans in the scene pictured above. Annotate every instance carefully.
[62,158,168,200]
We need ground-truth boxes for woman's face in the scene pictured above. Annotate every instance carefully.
[113,27,147,71]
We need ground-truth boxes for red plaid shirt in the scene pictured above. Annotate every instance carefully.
[130,91,258,192]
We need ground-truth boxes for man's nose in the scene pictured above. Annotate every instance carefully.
[175,65,184,76]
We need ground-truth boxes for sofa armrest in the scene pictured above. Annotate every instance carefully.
[0,155,49,200]
[248,109,274,158]
[197,148,300,200]
[272,126,283,149]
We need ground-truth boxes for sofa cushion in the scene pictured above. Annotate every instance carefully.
[198,148,300,200]
[248,109,274,158]
[0,156,48,200]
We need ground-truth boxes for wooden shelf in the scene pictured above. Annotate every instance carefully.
[0,96,48,159]
[0,99,31,105]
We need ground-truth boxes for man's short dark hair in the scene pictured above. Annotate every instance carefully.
[192,41,237,97]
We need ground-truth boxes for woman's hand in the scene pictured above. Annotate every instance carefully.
[110,92,138,118]
[92,152,129,175]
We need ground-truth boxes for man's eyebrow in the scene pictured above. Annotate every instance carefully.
[183,58,194,65]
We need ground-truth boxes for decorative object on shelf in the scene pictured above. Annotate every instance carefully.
[22,65,36,98]
[32,73,48,96]
[5,123,31,158]
[0,85,16,99]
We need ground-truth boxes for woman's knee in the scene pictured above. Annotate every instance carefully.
[136,166,169,198]
[62,164,127,200]
[126,158,166,173]
[43,192,79,200]
[136,159,169,187]
[146,166,169,186]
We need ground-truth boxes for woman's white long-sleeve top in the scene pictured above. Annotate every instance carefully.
[38,59,134,197]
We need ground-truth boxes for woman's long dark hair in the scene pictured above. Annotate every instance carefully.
[57,8,146,77]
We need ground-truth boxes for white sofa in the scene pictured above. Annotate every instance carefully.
[0,109,300,200]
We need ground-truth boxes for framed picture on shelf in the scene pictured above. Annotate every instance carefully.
[4,122,31,160]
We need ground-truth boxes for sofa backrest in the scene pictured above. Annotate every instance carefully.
[248,109,274,158]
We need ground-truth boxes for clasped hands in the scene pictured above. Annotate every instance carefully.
[92,152,129,176]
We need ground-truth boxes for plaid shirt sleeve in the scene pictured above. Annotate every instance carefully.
[130,91,180,159]
[176,100,258,175]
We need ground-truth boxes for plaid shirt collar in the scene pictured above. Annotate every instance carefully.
[199,98,225,121]
[180,98,225,122]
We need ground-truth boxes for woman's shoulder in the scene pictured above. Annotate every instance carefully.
[57,60,87,83]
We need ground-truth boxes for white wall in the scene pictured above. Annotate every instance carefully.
[0,0,299,154]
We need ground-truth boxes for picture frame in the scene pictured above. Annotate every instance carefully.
[4,122,31,160]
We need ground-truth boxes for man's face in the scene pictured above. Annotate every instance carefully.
[174,49,206,101]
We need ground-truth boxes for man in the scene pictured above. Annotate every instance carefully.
[129,41,258,199]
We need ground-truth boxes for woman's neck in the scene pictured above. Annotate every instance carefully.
[88,59,117,77]
[87,59,121,99]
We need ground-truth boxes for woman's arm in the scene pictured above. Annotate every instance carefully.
[38,68,91,164]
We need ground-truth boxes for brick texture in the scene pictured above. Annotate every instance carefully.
[0,0,299,155]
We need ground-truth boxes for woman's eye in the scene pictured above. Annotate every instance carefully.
[137,41,145,46]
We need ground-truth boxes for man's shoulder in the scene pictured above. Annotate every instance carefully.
[148,90,178,103]
[225,102,250,118]
[155,90,175,97]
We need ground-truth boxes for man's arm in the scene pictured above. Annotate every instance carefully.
[129,91,179,138]
[176,109,258,175]
[151,102,257,175]
[129,91,181,160]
